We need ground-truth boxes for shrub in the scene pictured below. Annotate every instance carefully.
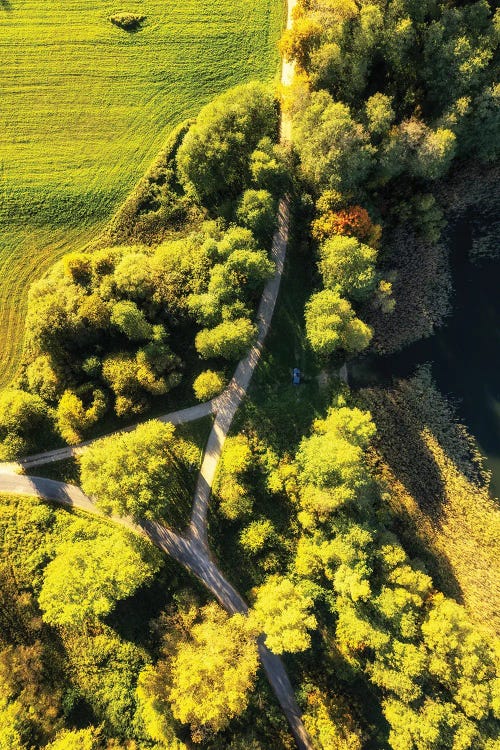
[109,13,145,31]
[193,370,226,401]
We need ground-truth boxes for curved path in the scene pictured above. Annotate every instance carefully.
[0,1,312,747]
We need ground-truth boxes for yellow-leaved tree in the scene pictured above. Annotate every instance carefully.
[169,604,259,735]
[249,575,317,654]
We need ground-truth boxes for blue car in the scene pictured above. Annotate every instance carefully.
[292,367,301,385]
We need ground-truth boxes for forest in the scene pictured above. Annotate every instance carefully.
[0,1,499,749]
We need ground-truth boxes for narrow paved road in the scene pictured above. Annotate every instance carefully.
[0,1,312,747]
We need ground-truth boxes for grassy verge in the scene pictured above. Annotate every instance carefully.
[0,0,284,386]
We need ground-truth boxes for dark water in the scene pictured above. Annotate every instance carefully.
[351,220,500,499]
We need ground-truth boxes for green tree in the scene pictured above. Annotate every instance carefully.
[137,665,186,748]
[44,728,102,750]
[305,289,372,356]
[237,190,277,241]
[293,91,375,193]
[110,300,153,341]
[38,534,160,627]
[26,355,63,403]
[240,519,275,554]
[250,137,288,195]
[250,575,317,654]
[422,595,498,721]
[195,318,256,360]
[365,93,395,136]
[296,402,375,512]
[62,624,148,738]
[56,388,107,445]
[0,389,52,460]
[215,435,253,520]
[192,370,226,401]
[318,235,378,301]
[168,604,259,734]
[214,249,274,299]
[382,119,456,181]
[177,82,277,205]
[80,420,197,521]
[113,250,154,299]
[0,641,61,748]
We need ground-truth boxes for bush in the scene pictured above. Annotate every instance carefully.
[109,13,145,31]
[195,318,256,360]
[193,370,226,401]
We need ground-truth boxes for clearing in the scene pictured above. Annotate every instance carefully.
[0,0,283,385]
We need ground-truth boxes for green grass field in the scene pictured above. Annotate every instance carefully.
[0,0,284,386]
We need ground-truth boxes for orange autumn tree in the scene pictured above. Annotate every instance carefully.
[312,205,381,248]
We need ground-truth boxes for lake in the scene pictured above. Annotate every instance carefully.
[350,218,500,499]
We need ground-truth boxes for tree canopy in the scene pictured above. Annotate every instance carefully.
[38,534,160,627]
[167,604,259,735]
[80,420,198,522]
[177,82,278,206]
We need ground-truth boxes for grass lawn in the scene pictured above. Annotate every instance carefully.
[0,0,284,386]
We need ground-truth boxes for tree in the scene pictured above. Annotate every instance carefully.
[80,420,197,521]
[26,355,63,403]
[237,190,277,241]
[303,688,363,750]
[195,318,256,360]
[192,370,226,401]
[177,82,277,205]
[113,250,154,299]
[293,91,375,193]
[250,575,317,654]
[44,728,103,750]
[365,93,395,136]
[240,519,275,554]
[56,388,107,444]
[422,595,498,721]
[137,665,187,747]
[296,402,375,509]
[168,604,259,734]
[383,697,481,750]
[250,137,288,195]
[62,624,148,738]
[102,347,181,417]
[312,204,381,247]
[215,435,253,519]
[214,249,274,299]
[305,289,372,356]
[110,300,153,341]
[0,389,51,460]
[38,534,160,627]
[0,641,61,748]
[381,119,456,181]
[318,235,378,301]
